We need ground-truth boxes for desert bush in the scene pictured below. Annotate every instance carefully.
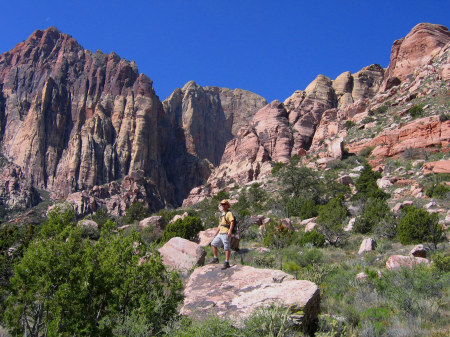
[164,306,298,337]
[409,104,424,118]
[298,230,326,248]
[359,146,375,158]
[121,202,150,225]
[354,197,391,234]
[91,207,114,227]
[317,196,348,246]
[262,220,295,249]
[439,112,450,122]
[354,164,389,200]
[161,216,204,243]
[426,183,450,199]
[362,116,375,124]
[3,210,183,336]
[431,251,450,272]
[397,206,442,248]
[345,120,356,130]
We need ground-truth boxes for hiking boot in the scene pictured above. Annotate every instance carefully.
[208,257,219,264]
[221,261,231,270]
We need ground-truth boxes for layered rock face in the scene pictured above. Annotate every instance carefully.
[0,161,40,212]
[0,27,174,207]
[162,81,266,166]
[381,23,450,91]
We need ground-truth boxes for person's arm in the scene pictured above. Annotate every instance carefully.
[214,223,221,236]
[227,220,235,237]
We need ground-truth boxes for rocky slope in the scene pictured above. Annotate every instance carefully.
[183,23,450,206]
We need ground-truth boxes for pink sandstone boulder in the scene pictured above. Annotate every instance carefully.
[181,264,320,334]
[158,237,206,273]
[386,255,430,270]
[197,228,217,247]
[358,238,377,254]
[305,222,317,232]
[170,212,189,224]
[423,160,450,174]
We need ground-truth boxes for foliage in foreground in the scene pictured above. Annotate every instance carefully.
[162,216,204,243]
[3,208,183,337]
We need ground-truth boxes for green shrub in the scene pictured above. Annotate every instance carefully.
[91,207,114,227]
[397,206,442,248]
[262,221,294,249]
[359,146,375,158]
[354,165,389,200]
[299,230,326,247]
[317,196,348,246]
[271,161,286,175]
[3,211,183,336]
[431,252,450,272]
[409,104,424,118]
[345,120,356,130]
[162,216,204,243]
[121,202,150,224]
[354,197,391,234]
[426,183,450,199]
[362,116,375,124]
[439,113,450,122]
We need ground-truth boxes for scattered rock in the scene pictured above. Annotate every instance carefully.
[300,217,317,226]
[254,247,271,253]
[344,218,355,232]
[391,200,413,212]
[158,237,206,273]
[410,244,428,258]
[170,212,189,224]
[358,238,377,254]
[181,265,320,334]
[423,160,450,174]
[386,255,430,270]
[424,202,436,209]
[77,219,100,240]
[197,228,218,247]
[139,216,165,230]
[377,178,392,188]
[337,175,354,186]
[305,222,317,232]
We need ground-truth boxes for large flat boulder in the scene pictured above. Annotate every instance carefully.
[386,255,430,270]
[158,237,206,273]
[181,264,320,334]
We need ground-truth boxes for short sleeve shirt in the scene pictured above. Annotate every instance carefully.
[219,211,235,234]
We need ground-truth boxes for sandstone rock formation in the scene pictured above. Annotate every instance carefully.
[158,237,206,273]
[0,161,40,212]
[381,23,450,91]
[181,264,320,334]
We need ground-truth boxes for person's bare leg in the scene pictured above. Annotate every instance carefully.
[212,245,218,258]
[225,249,231,261]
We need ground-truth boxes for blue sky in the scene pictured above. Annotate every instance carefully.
[1,1,449,102]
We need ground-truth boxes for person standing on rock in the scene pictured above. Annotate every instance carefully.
[209,199,235,269]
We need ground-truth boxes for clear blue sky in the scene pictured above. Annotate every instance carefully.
[1,1,449,102]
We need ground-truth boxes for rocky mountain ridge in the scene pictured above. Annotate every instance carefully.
[183,22,450,206]
[0,27,265,216]
[0,23,449,217]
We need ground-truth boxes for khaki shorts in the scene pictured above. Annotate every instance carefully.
[211,233,231,251]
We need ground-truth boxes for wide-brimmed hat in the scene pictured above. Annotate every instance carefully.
[219,199,231,207]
